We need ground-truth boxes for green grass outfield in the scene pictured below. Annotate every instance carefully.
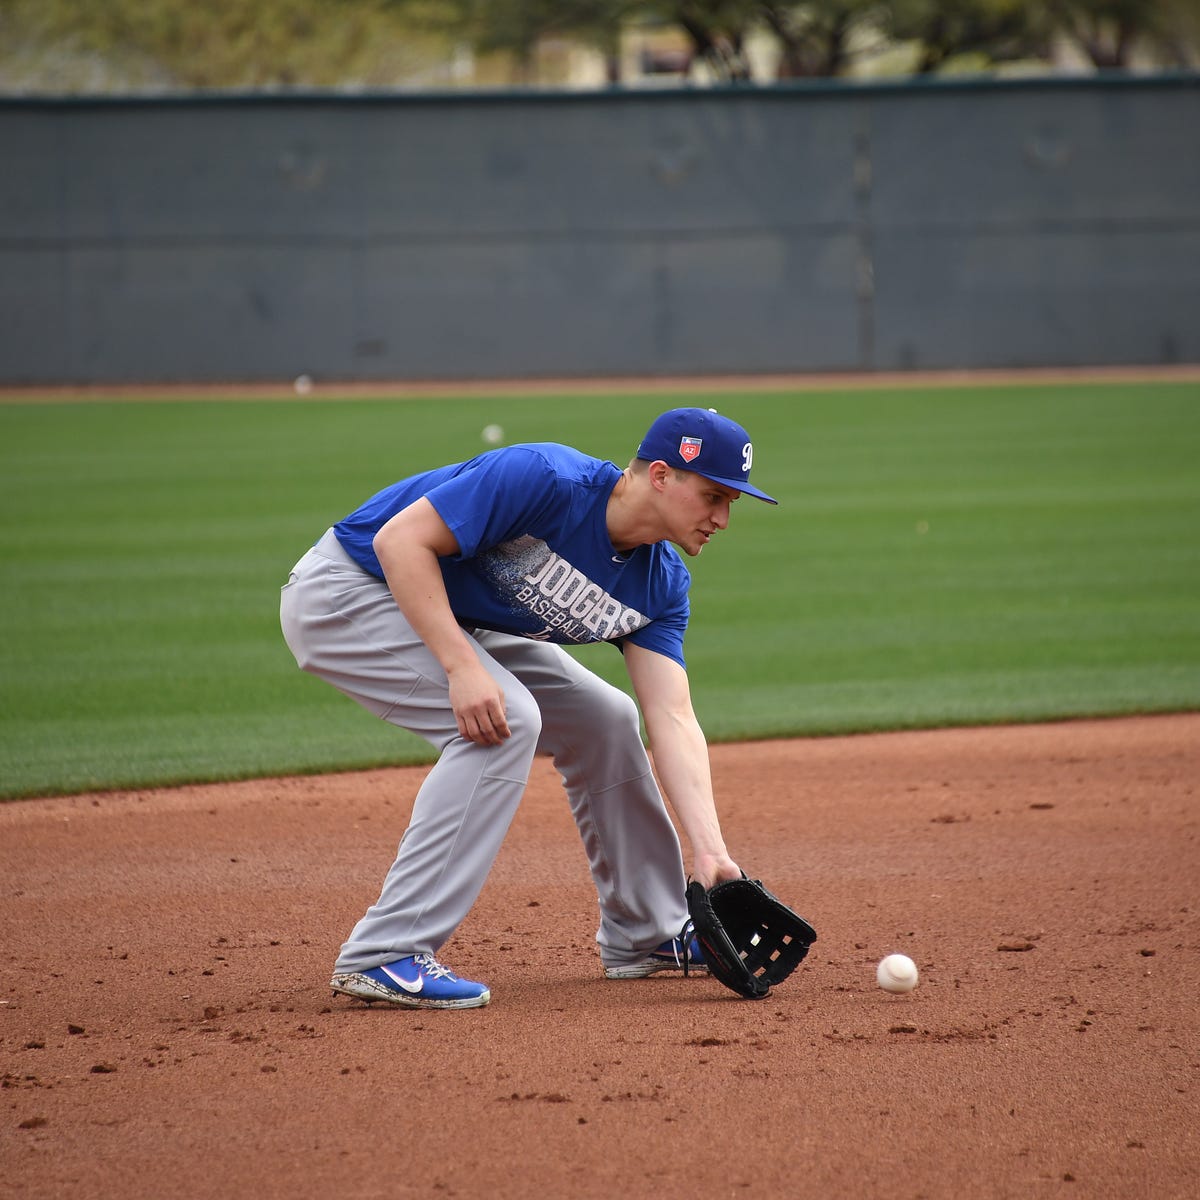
[2,378,1198,800]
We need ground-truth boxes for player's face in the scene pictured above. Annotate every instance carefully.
[664,470,740,556]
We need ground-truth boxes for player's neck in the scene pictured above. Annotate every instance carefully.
[606,469,659,553]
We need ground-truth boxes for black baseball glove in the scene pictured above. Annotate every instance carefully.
[685,874,817,1000]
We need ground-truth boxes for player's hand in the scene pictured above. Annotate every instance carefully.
[691,851,741,890]
[448,661,510,746]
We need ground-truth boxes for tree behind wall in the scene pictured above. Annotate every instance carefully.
[1,0,1197,91]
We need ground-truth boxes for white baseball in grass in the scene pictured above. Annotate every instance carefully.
[877,953,919,993]
[481,423,504,445]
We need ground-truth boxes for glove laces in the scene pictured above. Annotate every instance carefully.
[678,918,698,978]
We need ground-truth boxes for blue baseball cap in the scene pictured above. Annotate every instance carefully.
[636,407,777,505]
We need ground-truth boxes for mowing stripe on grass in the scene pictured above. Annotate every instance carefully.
[2,381,1197,798]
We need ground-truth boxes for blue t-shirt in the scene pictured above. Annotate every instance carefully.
[332,443,692,668]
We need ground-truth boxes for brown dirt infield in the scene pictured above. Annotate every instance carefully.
[3,715,1198,1199]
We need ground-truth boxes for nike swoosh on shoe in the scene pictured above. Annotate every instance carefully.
[379,962,423,993]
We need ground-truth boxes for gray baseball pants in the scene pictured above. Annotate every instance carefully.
[279,529,690,974]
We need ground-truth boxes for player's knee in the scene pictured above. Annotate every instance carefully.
[591,683,642,741]
[505,688,543,748]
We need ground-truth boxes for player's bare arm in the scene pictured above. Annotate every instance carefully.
[623,641,741,889]
[373,499,510,746]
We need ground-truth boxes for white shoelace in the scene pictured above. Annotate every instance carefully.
[413,952,455,979]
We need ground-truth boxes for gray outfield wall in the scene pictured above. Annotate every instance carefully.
[1,74,1198,385]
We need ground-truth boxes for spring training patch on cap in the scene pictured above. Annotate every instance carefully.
[636,406,778,503]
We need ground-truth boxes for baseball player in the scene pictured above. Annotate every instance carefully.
[279,407,778,1009]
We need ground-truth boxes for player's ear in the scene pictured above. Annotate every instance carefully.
[647,460,672,493]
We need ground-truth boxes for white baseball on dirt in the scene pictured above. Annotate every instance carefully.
[877,953,919,993]
[481,423,504,445]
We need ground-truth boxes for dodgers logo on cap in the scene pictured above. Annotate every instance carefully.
[635,407,778,505]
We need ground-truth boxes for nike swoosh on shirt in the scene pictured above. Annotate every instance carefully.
[379,963,423,994]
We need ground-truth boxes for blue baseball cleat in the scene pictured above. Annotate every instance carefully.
[331,952,490,1009]
[603,931,708,979]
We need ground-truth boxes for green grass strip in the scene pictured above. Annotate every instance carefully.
[2,380,1197,799]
